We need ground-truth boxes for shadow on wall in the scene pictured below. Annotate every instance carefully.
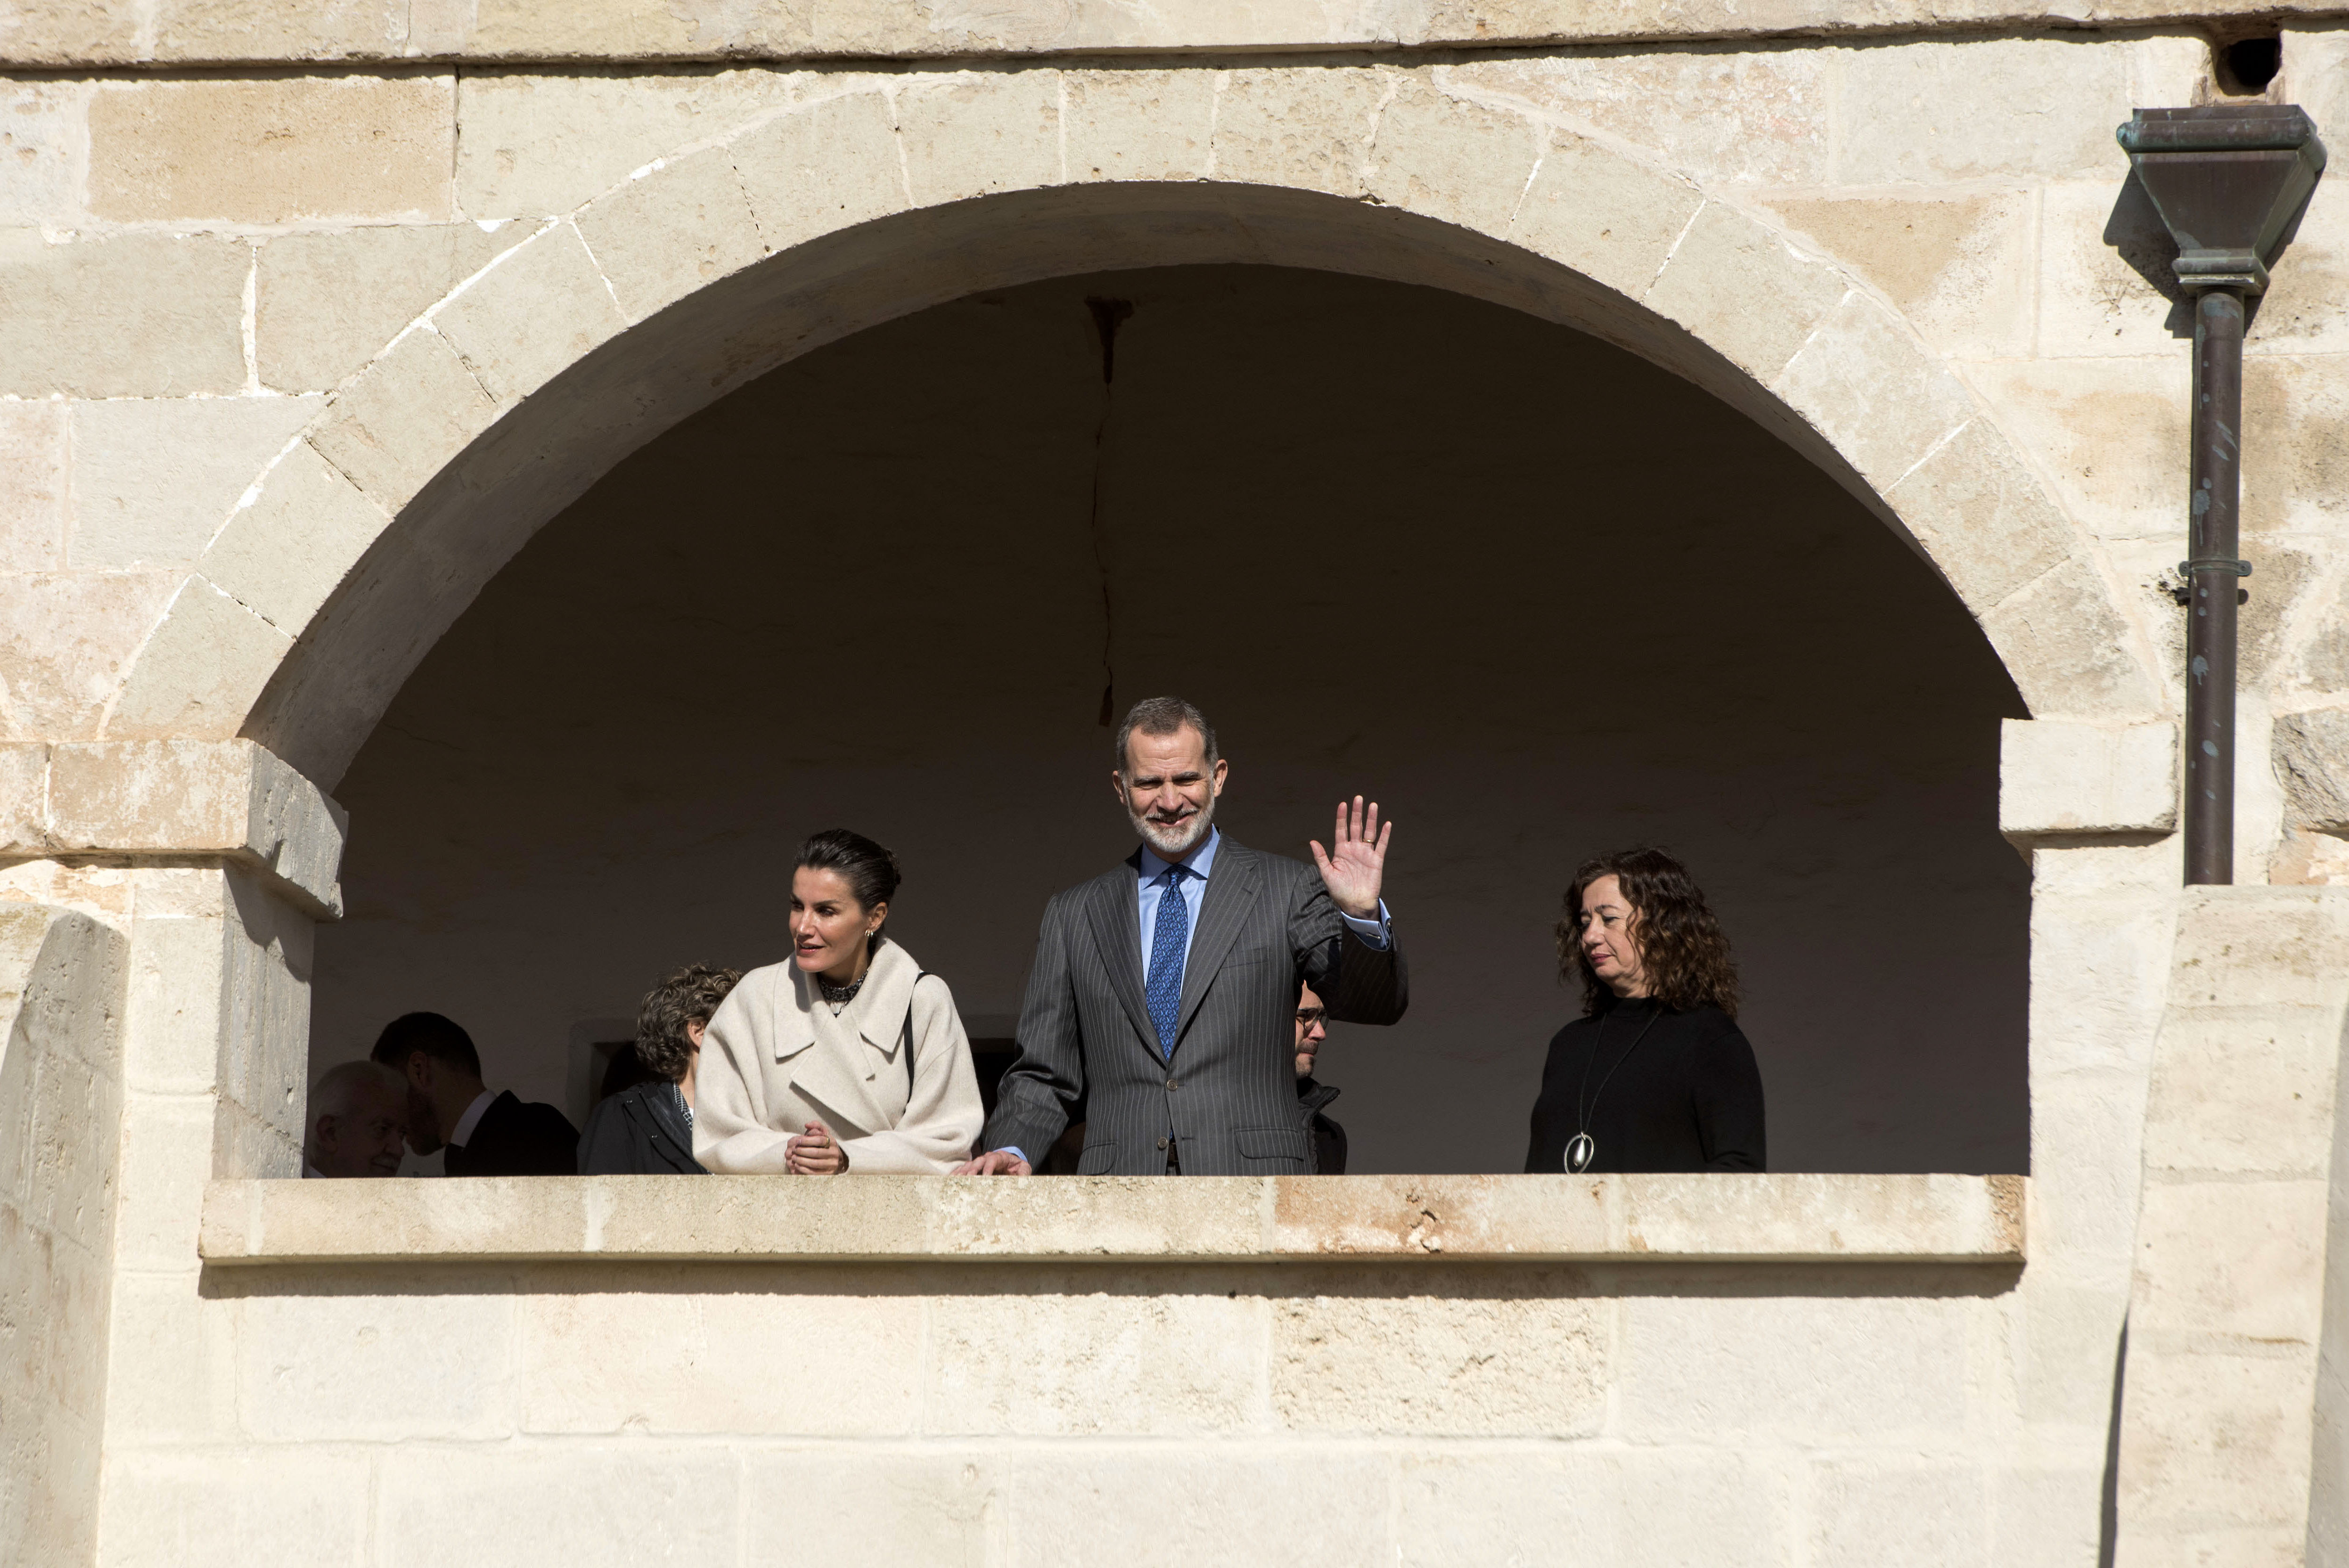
[311,264,2029,1177]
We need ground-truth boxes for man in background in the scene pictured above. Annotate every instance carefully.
[1293,982,1346,1174]
[371,1011,580,1176]
[302,1060,409,1178]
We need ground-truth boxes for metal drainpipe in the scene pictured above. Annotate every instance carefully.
[2119,103,2325,884]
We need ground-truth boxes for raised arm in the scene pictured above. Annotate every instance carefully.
[1299,797,1408,1026]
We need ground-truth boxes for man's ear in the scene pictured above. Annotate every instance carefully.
[1210,757,1229,797]
[1107,769,1129,806]
[403,1052,433,1093]
[312,1113,338,1153]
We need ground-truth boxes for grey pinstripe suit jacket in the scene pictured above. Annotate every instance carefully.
[982,837,1407,1176]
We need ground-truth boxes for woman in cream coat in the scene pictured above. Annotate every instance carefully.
[695,829,984,1175]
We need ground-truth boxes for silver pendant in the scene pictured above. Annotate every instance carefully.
[1566,1133,1595,1173]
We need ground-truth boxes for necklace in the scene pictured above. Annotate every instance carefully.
[1566,1003,1662,1174]
[818,974,864,1014]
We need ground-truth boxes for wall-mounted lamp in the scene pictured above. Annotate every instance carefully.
[2117,103,2325,884]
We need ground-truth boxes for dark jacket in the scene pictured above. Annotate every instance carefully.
[984,838,1406,1176]
[445,1090,580,1176]
[1523,999,1765,1174]
[1298,1077,1347,1174]
[579,1080,707,1176]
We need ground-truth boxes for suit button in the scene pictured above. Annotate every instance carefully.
[1157,1137,1169,1150]
[1166,1077,1179,1091]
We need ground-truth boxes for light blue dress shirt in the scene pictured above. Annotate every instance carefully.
[996,827,1390,1166]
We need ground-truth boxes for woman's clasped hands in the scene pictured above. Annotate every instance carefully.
[786,1120,846,1174]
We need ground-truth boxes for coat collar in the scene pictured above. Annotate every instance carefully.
[772,939,919,1137]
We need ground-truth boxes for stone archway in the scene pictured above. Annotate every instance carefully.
[92,68,2163,790]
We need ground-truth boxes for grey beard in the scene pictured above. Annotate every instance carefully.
[1131,795,1215,860]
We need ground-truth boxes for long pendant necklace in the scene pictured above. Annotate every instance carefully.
[1566,1005,1662,1174]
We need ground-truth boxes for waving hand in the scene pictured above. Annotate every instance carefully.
[1309,795,1391,919]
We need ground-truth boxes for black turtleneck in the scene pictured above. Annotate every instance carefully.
[1523,997,1766,1174]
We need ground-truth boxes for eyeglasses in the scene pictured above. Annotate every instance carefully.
[1295,1008,1326,1028]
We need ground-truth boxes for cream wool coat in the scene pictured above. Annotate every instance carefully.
[694,939,984,1174]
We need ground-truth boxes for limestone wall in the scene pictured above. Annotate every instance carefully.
[0,902,126,1568]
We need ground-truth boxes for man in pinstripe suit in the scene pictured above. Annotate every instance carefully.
[958,697,1407,1177]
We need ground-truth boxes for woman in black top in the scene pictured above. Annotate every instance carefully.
[1525,847,1765,1174]
[580,963,740,1176]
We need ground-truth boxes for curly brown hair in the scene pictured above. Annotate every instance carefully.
[635,964,743,1081]
[1555,847,1740,1019]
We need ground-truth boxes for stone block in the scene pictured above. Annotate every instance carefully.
[87,75,455,223]
[519,1283,923,1434]
[1642,200,1849,386]
[2165,886,2349,1013]
[0,82,90,229]
[2133,1180,2327,1344]
[2237,355,2349,536]
[0,1,140,64]
[1888,417,2080,614]
[1269,1272,1604,1435]
[1211,67,1385,198]
[1762,189,2036,359]
[431,222,630,405]
[575,144,767,323]
[146,0,414,65]
[2276,710,2349,835]
[1991,1464,2108,1568]
[1064,70,1216,184]
[256,222,525,392]
[238,1287,517,1439]
[110,1091,216,1272]
[1965,357,2188,543]
[1833,36,2133,186]
[67,396,324,571]
[96,1449,370,1568]
[454,68,803,219]
[0,569,180,741]
[2037,179,2191,361]
[1808,1460,1990,1568]
[740,1451,1004,1566]
[1365,82,1540,237]
[2014,1274,2128,1427]
[1503,130,1702,302]
[1393,1449,1792,1566]
[0,231,249,399]
[927,1282,1263,1435]
[2142,1010,2343,1178]
[307,326,502,512]
[1773,292,1978,496]
[2000,718,2178,841]
[0,744,46,853]
[123,913,230,1096]
[200,439,390,635]
[1451,49,1829,187]
[2026,1072,2153,1261]
[1617,1293,1970,1442]
[1011,1448,1391,1565]
[2300,577,2349,698]
[100,576,293,742]
[1983,554,2164,719]
[731,89,910,256]
[0,400,66,571]
[895,72,1063,208]
[99,1270,239,1443]
[2243,142,2349,357]
[377,1446,741,1565]
[2118,1346,2316,1531]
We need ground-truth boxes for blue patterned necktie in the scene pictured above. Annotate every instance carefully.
[1145,866,1190,1060]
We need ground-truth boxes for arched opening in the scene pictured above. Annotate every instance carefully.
[309,262,2028,1176]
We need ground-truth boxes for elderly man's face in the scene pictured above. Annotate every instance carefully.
[315,1081,408,1177]
[1113,725,1227,861]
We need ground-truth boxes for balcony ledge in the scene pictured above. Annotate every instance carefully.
[199,1172,2024,1267]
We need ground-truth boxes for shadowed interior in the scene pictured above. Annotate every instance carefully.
[311,263,2029,1176]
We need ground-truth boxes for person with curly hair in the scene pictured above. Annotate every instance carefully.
[1524,847,1766,1174]
[579,963,743,1175]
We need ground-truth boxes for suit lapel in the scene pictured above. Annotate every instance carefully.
[1173,839,1260,1051]
[1082,854,1160,1054]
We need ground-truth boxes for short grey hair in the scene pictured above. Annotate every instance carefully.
[1113,696,1218,776]
[308,1060,403,1132]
